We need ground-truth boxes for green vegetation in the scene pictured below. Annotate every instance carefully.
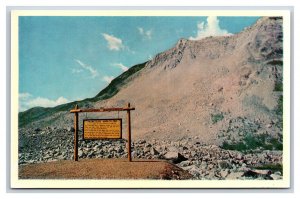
[94,61,147,101]
[251,163,283,174]
[221,133,283,152]
[274,82,283,92]
[267,60,283,66]
[19,61,148,128]
[273,94,283,130]
[276,95,283,116]
[211,113,224,124]
[18,101,82,127]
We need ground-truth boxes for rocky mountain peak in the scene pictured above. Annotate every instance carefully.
[146,37,188,70]
[146,16,282,73]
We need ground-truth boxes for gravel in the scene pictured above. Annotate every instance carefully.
[18,127,283,180]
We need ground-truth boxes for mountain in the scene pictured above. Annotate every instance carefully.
[19,17,283,146]
[18,62,147,127]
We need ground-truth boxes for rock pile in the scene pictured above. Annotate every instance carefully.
[18,127,283,180]
[132,138,282,180]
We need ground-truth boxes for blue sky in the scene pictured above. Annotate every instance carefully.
[19,16,260,112]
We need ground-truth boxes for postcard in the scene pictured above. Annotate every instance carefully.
[11,9,291,188]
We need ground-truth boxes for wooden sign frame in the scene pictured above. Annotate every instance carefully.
[83,119,122,140]
[70,103,135,162]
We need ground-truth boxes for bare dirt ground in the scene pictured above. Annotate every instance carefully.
[19,158,193,180]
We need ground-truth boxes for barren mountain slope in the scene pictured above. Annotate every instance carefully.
[88,17,283,143]
[19,17,283,145]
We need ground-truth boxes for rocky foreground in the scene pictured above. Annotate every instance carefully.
[18,127,283,180]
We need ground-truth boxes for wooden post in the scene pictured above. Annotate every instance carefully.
[74,104,79,161]
[70,104,135,162]
[127,103,132,162]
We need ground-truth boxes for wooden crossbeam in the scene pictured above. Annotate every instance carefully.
[70,107,135,113]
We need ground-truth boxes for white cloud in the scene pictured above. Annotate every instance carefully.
[126,47,136,54]
[189,16,232,40]
[148,55,153,60]
[138,27,152,40]
[102,33,124,51]
[26,97,69,108]
[111,63,129,72]
[74,59,98,78]
[19,92,31,99]
[19,93,70,112]
[102,76,114,84]
[71,68,83,74]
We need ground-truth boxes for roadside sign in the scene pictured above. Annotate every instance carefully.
[70,103,134,161]
[83,119,122,139]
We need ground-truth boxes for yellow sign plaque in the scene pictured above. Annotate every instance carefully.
[83,119,122,139]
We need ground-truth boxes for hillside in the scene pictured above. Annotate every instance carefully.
[18,61,147,127]
[95,16,283,144]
